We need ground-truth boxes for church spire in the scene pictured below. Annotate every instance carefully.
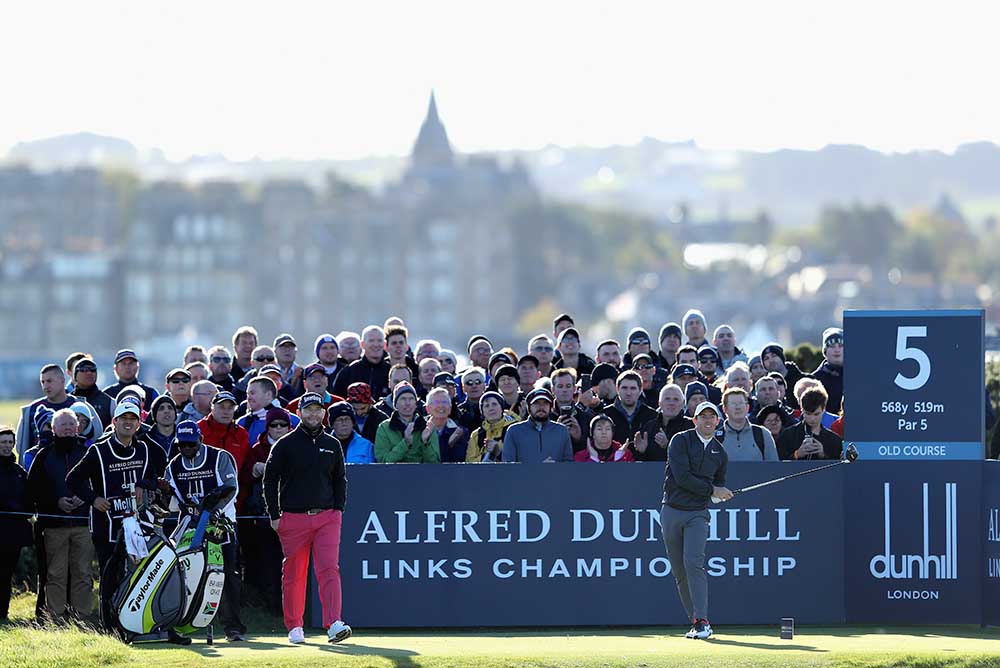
[410,90,454,171]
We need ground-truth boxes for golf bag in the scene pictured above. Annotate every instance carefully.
[109,489,186,639]
[171,485,236,635]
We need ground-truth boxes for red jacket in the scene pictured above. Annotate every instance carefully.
[197,416,251,475]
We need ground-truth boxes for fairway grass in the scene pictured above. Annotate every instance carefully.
[2,620,998,668]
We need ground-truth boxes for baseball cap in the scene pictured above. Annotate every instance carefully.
[114,400,141,419]
[165,367,192,382]
[673,363,698,378]
[433,371,455,387]
[73,359,98,375]
[557,326,580,345]
[632,352,653,367]
[298,392,324,410]
[212,391,237,405]
[273,333,296,348]
[174,420,201,445]
[303,363,326,378]
[694,401,722,419]
[115,349,138,364]
[259,364,283,377]
[525,387,554,406]
[517,354,540,368]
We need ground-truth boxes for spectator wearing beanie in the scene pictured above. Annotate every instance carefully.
[760,343,810,410]
[685,381,709,417]
[314,334,347,394]
[811,327,844,414]
[575,414,634,463]
[374,383,439,463]
[682,309,708,349]
[328,402,375,464]
[466,391,520,462]
[657,322,683,370]
[493,364,523,415]
[347,382,382,443]
[622,327,652,369]
[697,344,723,385]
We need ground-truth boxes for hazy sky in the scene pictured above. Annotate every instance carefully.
[3,1,997,161]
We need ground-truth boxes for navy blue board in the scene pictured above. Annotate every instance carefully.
[843,461,983,624]
[984,463,1000,626]
[844,309,985,460]
[320,462,845,627]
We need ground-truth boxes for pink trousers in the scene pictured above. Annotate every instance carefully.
[277,509,343,630]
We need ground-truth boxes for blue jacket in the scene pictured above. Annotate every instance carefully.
[342,431,376,464]
[501,419,573,463]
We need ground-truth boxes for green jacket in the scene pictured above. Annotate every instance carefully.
[374,412,440,463]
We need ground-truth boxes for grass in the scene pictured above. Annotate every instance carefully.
[2,594,998,668]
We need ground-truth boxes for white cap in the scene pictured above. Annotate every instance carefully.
[694,401,721,419]
[113,400,141,419]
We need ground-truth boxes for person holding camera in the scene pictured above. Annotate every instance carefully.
[776,386,843,460]
[550,368,594,454]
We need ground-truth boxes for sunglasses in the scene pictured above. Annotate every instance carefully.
[211,356,232,363]
[269,422,290,429]
[168,377,189,384]
[463,379,484,386]
[254,355,276,362]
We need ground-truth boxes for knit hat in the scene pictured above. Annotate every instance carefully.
[591,363,619,387]
[697,344,721,365]
[149,394,177,420]
[589,413,614,437]
[682,309,707,334]
[627,327,651,347]
[327,401,356,425]
[346,382,373,405]
[658,322,683,344]
[467,335,492,354]
[748,354,763,369]
[488,352,513,370]
[265,407,292,428]
[685,381,709,402]
[73,358,98,376]
[33,406,55,433]
[493,364,520,385]
[761,343,785,362]
[392,382,417,404]
[479,390,505,413]
[314,333,338,358]
[822,327,844,351]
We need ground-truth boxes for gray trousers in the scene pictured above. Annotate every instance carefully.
[660,504,710,622]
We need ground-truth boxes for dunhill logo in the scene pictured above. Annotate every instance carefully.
[869,482,958,580]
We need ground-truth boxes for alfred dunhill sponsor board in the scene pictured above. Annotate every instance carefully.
[844,462,983,624]
[324,463,846,627]
[984,466,1000,626]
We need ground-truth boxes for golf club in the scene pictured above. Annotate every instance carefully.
[711,443,858,503]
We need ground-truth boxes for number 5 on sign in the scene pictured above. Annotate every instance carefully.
[894,326,930,391]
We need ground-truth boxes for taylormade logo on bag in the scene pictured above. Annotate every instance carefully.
[869,482,958,581]
[127,557,165,612]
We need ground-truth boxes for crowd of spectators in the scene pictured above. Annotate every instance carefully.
[0,310,857,627]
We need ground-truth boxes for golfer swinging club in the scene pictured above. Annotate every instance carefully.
[661,401,731,640]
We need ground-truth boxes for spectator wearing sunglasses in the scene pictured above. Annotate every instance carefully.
[69,357,115,427]
[208,345,239,395]
[632,353,662,408]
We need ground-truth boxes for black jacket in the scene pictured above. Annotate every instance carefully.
[602,400,658,452]
[25,436,90,529]
[263,424,346,519]
[811,360,843,414]
[782,361,810,409]
[552,353,597,376]
[72,384,115,428]
[638,411,694,462]
[332,356,392,400]
[776,421,843,461]
[0,454,31,547]
[662,429,728,510]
